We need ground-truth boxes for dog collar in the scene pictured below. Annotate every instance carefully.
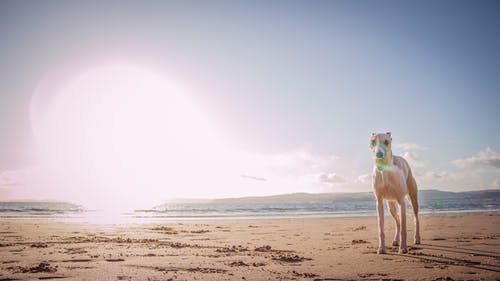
[376,160,394,172]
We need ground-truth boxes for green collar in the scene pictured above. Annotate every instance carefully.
[375,159,395,172]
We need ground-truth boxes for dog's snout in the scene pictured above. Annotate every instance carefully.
[376,150,384,159]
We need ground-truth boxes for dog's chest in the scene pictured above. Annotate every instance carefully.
[373,170,406,200]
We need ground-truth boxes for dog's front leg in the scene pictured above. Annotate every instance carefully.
[398,199,408,254]
[376,197,386,254]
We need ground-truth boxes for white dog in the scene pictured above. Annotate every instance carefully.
[370,132,420,254]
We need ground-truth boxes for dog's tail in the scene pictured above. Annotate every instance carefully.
[407,168,419,215]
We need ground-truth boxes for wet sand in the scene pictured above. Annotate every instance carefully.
[0,214,499,280]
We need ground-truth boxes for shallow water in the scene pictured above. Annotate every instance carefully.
[1,196,498,224]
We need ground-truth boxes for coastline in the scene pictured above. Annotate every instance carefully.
[1,213,499,280]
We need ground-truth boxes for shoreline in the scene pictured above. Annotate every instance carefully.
[1,213,499,280]
[0,208,499,224]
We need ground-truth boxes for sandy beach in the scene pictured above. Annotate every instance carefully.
[0,214,498,280]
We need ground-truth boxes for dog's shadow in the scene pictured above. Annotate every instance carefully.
[421,243,499,258]
[386,243,500,273]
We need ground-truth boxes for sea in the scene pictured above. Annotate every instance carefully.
[1,190,499,224]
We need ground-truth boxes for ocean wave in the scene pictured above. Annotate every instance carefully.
[0,202,84,215]
[1,197,498,221]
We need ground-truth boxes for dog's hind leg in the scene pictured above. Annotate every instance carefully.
[407,170,421,244]
[398,198,408,254]
[387,201,400,246]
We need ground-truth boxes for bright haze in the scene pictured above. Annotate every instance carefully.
[0,0,499,210]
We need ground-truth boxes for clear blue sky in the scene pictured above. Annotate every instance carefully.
[0,0,499,201]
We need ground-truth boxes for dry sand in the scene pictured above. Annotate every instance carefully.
[0,214,498,280]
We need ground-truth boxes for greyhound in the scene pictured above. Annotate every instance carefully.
[370,132,420,254]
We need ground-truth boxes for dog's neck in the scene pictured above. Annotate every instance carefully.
[375,150,394,172]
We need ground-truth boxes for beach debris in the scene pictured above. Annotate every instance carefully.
[151,226,210,234]
[61,259,92,262]
[12,262,57,273]
[190,229,210,234]
[106,258,125,262]
[155,266,228,274]
[30,243,48,248]
[151,226,178,234]
[216,245,249,253]
[431,277,455,281]
[170,242,191,248]
[8,248,24,253]
[255,245,272,252]
[291,270,318,278]
[353,226,367,231]
[358,272,388,278]
[272,254,311,263]
[228,261,249,267]
[432,237,446,241]
[351,239,368,244]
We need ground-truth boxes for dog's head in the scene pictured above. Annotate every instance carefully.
[369,132,392,160]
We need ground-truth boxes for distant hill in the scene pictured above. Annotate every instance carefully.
[418,189,500,200]
[211,192,373,204]
[168,189,500,205]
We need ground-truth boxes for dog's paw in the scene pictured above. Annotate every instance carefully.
[392,240,399,246]
[377,247,387,254]
[414,237,421,245]
[398,247,408,254]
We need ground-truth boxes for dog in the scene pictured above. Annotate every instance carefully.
[370,132,420,254]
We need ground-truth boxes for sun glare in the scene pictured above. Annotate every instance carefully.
[29,63,244,210]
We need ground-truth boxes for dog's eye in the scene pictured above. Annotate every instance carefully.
[384,140,389,146]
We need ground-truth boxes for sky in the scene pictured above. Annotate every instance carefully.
[0,0,499,208]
